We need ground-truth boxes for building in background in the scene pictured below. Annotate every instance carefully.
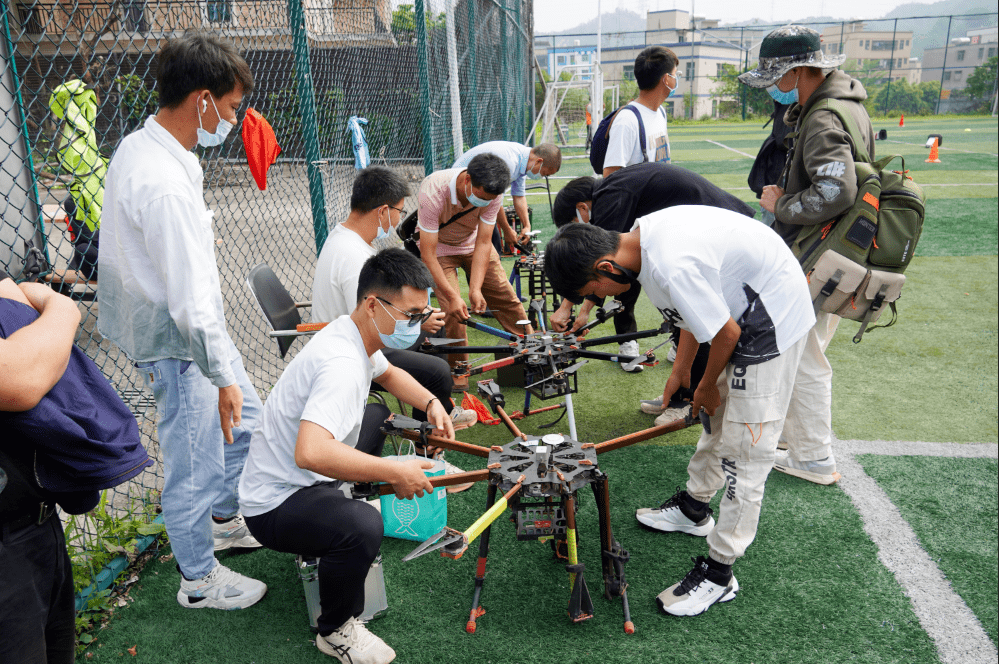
[820,21,920,85]
[922,26,998,113]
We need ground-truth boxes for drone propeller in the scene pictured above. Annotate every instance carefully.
[523,360,589,390]
[422,337,467,346]
[621,337,672,372]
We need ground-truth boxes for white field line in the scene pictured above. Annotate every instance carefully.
[835,438,999,664]
[884,139,999,157]
[703,139,755,158]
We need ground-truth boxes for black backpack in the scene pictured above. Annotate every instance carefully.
[589,105,647,174]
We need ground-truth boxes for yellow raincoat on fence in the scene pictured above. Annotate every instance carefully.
[48,80,108,233]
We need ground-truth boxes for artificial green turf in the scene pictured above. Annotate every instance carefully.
[916,199,999,256]
[828,256,998,443]
[77,446,940,664]
[856,454,999,645]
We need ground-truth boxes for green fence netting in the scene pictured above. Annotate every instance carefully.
[0,0,532,617]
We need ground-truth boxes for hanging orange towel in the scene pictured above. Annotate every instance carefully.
[242,108,282,191]
[461,392,501,425]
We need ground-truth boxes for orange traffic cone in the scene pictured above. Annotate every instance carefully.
[925,137,941,163]
[899,115,905,127]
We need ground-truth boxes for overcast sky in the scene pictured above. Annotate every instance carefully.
[532,0,935,33]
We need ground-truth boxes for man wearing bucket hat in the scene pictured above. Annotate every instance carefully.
[738,26,875,486]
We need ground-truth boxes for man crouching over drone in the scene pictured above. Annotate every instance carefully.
[544,205,815,617]
[239,249,454,664]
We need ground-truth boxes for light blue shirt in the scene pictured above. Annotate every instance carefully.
[452,141,531,198]
[97,116,237,388]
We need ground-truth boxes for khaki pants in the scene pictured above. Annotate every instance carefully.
[686,334,807,565]
[778,311,839,462]
[436,247,532,368]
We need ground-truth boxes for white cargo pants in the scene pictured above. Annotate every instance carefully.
[686,333,807,565]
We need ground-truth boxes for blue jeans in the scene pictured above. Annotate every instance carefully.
[137,350,262,579]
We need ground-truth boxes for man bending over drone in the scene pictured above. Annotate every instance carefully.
[543,205,815,617]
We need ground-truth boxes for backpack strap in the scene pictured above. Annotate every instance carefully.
[620,105,648,163]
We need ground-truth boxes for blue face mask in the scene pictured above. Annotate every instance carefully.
[466,181,491,208]
[371,208,398,251]
[375,300,420,350]
[524,154,544,180]
[196,95,235,148]
[767,72,800,105]
[374,292,429,350]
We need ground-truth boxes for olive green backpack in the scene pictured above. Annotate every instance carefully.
[789,99,925,343]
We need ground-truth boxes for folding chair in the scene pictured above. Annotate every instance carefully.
[246,262,406,452]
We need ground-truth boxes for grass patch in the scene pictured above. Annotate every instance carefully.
[856,454,999,645]
[916,199,999,256]
[77,446,940,664]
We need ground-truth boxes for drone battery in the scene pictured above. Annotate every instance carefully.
[493,351,525,388]
[515,501,567,540]
[296,554,388,631]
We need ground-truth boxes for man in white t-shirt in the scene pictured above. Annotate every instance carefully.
[312,166,477,435]
[602,45,679,179]
[544,206,821,619]
[241,249,454,663]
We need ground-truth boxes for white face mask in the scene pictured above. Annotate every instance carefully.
[196,95,235,148]
[575,205,589,224]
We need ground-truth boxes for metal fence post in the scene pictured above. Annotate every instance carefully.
[499,0,509,140]
[936,16,953,115]
[885,18,898,116]
[286,0,328,255]
[466,0,479,147]
[415,0,435,175]
[740,26,747,121]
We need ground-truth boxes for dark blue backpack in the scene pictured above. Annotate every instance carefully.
[0,298,151,498]
[588,105,647,174]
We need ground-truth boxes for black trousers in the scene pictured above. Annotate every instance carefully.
[669,327,711,395]
[0,516,76,664]
[376,347,453,420]
[244,404,388,636]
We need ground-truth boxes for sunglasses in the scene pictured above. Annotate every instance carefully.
[376,293,434,328]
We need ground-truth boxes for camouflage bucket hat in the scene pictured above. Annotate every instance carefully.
[738,25,846,88]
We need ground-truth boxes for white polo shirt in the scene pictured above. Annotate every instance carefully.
[636,206,814,365]
[239,316,389,516]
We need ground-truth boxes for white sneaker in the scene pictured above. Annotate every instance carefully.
[317,616,396,663]
[442,457,474,494]
[618,340,644,373]
[449,406,478,430]
[666,344,677,363]
[177,562,267,610]
[212,514,262,551]
[656,557,737,617]
[773,450,841,485]
[635,488,714,536]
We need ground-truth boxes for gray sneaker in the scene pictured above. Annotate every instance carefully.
[639,396,667,415]
[212,514,262,551]
[317,616,396,663]
[449,406,477,430]
[177,562,267,610]
[773,450,841,485]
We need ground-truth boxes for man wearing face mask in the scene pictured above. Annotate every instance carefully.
[98,34,268,608]
[241,249,454,663]
[601,45,679,178]
[416,154,533,391]
[311,167,478,443]
[737,25,873,485]
[452,141,562,253]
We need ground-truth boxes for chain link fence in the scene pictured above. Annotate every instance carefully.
[1,0,531,617]
[535,12,997,122]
